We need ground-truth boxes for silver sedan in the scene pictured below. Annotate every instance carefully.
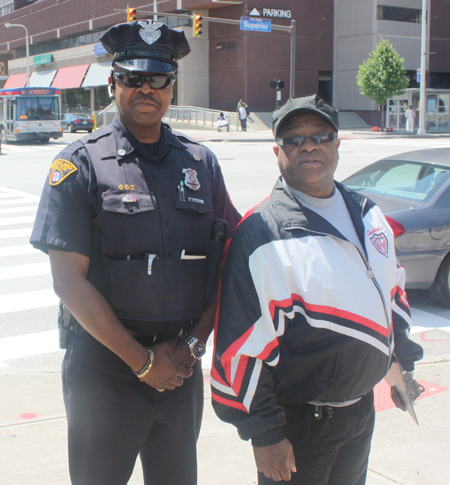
[342,147,450,307]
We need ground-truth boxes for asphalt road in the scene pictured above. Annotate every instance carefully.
[0,131,449,371]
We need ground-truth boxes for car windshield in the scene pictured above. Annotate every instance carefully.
[344,160,450,202]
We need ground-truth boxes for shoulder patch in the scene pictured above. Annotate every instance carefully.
[49,159,78,186]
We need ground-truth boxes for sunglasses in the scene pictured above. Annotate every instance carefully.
[113,72,176,89]
[277,132,337,148]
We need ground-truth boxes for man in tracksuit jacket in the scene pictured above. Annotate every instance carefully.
[211,95,423,484]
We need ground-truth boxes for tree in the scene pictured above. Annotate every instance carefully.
[357,38,409,129]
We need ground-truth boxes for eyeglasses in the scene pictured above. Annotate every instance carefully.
[113,72,176,89]
[277,132,337,148]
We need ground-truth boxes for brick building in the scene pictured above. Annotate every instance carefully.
[0,0,448,124]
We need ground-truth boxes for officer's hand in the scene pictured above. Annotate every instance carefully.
[171,339,197,368]
[140,340,193,391]
[253,439,296,482]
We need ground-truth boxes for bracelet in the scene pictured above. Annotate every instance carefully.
[133,347,154,379]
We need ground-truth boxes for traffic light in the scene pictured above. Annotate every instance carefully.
[193,14,203,37]
[127,8,137,22]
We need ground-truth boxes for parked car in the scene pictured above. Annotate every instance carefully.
[342,148,450,307]
[61,112,94,133]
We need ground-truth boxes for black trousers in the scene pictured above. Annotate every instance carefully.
[258,392,375,485]
[240,118,247,131]
[62,332,204,485]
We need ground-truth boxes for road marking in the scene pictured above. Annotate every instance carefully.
[0,227,32,239]
[0,244,39,257]
[0,329,61,366]
[0,261,51,280]
[0,288,59,314]
[0,199,40,206]
[0,206,37,214]
[0,215,36,226]
[0,187,40,201]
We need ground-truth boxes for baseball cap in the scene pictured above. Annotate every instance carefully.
[272,95,339,139]
[100,20,191,73]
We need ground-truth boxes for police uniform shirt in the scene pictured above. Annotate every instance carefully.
[30,115,241,328]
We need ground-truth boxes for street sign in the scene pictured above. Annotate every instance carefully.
[417,68,421,83]
[240,17,271,32]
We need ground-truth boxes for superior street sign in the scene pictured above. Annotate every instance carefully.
[240,16,271,32]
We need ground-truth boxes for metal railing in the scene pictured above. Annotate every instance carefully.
[164,106,239,131]
[95,102,240,131]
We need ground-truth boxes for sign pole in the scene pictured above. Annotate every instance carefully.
[290,20,296,98]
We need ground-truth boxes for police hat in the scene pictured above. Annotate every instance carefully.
[272,95,339,139]
[100,20,191,73]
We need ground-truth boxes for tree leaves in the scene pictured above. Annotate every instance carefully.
[357,38,410,107]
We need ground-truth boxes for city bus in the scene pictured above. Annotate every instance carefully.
[0,87,63,143]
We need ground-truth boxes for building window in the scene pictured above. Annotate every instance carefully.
[377,5,421,23]
[0,2,13,16]
[15,31,105,58]
[158,11,190,28]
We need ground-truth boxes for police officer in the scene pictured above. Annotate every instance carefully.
[30,20,241,485]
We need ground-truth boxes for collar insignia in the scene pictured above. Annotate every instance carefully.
[369,232,388,258]
[138,21,164,45]
[49,159,77,186]
[182,168,201,191]
[193,154,202,161]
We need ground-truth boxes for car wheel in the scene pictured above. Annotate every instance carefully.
[40,138,50,144]
[87,129,92,133]
[70,126,76,133]
[428,255,450,308]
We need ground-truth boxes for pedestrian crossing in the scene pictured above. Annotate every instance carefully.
[0,186,448,370]
[0,185,215,369]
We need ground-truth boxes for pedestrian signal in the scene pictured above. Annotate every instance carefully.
[127,8,137,22]
[193,14,203,37]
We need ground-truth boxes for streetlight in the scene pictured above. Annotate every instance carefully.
[417,0,428,135]
[5,22,30,87]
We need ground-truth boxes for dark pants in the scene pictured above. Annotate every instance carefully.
[62,332,204,485]
[240,118,247,131]
[258,392,375,485]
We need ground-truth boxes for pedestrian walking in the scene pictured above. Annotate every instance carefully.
[212,95,424,484]
[30,19,241,485]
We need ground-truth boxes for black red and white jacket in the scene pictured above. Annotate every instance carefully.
[211,178,423,444]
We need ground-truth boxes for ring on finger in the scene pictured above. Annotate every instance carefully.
[157,388,165,392]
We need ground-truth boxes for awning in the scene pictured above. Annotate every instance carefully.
[52,64,89,89]
[3,73,28,89]
[29,69,57,88]
[82,62,111,88]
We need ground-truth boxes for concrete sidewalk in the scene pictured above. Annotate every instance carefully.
[1,347,449,485]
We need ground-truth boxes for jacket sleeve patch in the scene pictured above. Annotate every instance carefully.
[49,159,78,186]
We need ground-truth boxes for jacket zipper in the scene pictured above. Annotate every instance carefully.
[285,225,392,349]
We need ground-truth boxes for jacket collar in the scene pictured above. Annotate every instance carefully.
[272,177,371,244]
